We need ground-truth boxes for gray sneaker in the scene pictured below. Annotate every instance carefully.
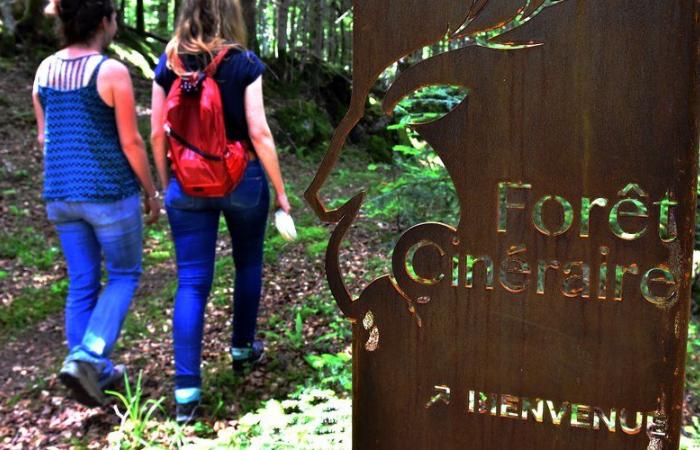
[59,360,105,407]
[100,364,127,391]
[175,400,201,424]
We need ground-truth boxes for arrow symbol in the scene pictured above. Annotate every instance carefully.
[425,385,451,409]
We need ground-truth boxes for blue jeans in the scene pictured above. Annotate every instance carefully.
[47,194,142,379]
[166,160,270,395]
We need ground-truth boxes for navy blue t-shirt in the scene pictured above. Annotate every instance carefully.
[154,49,266,142]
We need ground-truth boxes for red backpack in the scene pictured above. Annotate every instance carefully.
[164,50,249,197]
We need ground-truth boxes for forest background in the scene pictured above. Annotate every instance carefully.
[1,0,700,448]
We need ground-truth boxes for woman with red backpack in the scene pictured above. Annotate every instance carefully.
[150,0,291,423]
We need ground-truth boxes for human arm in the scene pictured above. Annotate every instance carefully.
[100,60,160,224]
[32,70,45,151]
[244,77,290,213]
[150,82,170,191]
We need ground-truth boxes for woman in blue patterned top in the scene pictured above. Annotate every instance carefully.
[32,0,160,407]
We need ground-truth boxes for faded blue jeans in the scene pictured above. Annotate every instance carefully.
[47,194,142,380]
[166,160,269,401]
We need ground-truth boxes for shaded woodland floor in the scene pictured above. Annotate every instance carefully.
[0,54,391,448]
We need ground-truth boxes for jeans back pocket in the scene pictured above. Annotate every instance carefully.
[165,179,198,210]
[227,175,265,210]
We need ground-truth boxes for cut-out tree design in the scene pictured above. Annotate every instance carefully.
[306,0,699,448]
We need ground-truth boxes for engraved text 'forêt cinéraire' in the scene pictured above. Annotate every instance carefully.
[403,182,679,306]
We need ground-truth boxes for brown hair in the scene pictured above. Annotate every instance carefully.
[166,0,247,75]
[45,0,115,45]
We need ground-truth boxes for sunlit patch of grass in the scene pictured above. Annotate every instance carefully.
[681,434,700,450]
[145,250,173,265]
[0,279,67,335]
[0,227,60,270]
[264,225,328,264]
[143,224,175,267]
[109,42,155,79]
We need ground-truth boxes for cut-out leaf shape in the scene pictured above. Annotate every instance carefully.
[382,0,567,117]
[389,85,469,126]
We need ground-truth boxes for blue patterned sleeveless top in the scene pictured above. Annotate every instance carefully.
[37,54,139,202]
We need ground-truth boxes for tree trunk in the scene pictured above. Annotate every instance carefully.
[288,0,298,58]
[314,0,325,61]
[339,13,348,67]
[340,0,352,66]
[118,0,126,25]
[0,0,16,51]
[136,0,145,34]
[259,0,269,55]
[157,0,169,35]
[1,0,16,35]
[173,0,181,28]
[276,0,291,59]
[326,3,342,63]
[241,0,258,52]
[309,0,324,91]
[15,0,46,43]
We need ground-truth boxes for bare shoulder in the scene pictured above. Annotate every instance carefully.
[100,58,131,80]
[36,54,54,71]
[34,55,54,80]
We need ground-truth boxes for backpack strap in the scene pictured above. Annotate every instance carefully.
[87,55,109,86]
[204,49,231,77]
[164,124,223,161]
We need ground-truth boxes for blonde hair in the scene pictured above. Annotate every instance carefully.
[166,0,247,75]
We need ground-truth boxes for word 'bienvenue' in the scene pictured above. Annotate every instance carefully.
[425,386,668,438]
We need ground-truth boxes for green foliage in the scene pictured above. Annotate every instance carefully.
[305,352,351,392]
[274,101,333,155]
[363,85,466,228]
[106,371,168,449]
[0,227,59,270]
[143,225,175,266]
[276,310,304,351]
[220,388,350,449]
[105,387,350,449]
[110,42,157,79]
[264,225,328,263]
[120,0,175,37]
[0,280,67,333]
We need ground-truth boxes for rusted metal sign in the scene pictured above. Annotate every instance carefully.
[306,1,699,448]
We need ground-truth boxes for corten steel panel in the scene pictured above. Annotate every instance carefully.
[305,0,700,449]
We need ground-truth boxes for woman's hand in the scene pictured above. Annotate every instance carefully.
[143,194,161,225]
[276,191,291,214]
